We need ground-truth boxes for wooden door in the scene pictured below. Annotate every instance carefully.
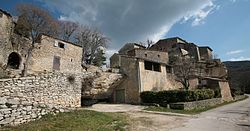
[115,89,125,103]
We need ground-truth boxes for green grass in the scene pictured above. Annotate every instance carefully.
[1,109,128,131]
[145,95,249,115]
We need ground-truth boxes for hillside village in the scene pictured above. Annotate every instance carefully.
[0,4,249,131]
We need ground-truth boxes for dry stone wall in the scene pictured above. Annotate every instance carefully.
[0,72,93,127]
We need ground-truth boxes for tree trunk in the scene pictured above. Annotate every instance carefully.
[21,46,33,77]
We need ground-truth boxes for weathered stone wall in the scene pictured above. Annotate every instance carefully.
[30,35,83,73]
[114,56,140,104]
[128,49,169,64]
[0,72,89,126]
[0,10,14,68]
[169,98,222,110]
[219,81,233,101]
[139,60,181,92]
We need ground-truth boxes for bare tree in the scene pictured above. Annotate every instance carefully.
[139,39,154,49]
[171,55,196,90]
[59,20,79,42]
[76,26,109,66]
[15,4,59,76]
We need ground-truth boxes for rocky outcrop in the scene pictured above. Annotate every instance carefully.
[82,71,123,100]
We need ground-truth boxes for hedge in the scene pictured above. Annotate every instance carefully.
[140,89,215,104]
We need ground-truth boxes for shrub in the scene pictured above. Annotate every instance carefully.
[140,91,158,103]
[140,89,215,104]
[213,88,221,98]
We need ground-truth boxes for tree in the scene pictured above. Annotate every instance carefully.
[93,47,106,67]
[139,39,154,49]
[15,4,59,76]
[171,55,196,90]
[59,20,79,42]
[76,26,109,66]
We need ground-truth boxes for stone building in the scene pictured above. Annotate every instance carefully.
[0,9,83,76]
[110,43,181,103]
[111,37,232,103]
[150,37,232,101]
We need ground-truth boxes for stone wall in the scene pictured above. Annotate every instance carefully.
[169,98,222,110]
[139,60,181,92]
[0,72,90,127]
[31,35,83,73]
[219,81,233,101]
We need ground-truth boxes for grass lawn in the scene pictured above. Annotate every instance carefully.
[145,95,249,115]
[1,109,128,131]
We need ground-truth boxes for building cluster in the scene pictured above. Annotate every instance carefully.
[110,37,232,103]
[0,8,232,104]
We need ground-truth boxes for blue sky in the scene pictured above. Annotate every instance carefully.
[1,0,250,61]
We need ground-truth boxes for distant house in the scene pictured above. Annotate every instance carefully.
[0,9,83,75]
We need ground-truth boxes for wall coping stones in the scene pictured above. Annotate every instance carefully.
[169,98,223,110]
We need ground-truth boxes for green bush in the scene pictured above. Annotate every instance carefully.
[140,91,158,103]
[140,89,215,104]
[213,88,221,98]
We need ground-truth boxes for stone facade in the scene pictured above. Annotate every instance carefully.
[0,72,91,126]
[30,35,83,73]
[111,37,233,103]
[0,9,83,76]
[110,44,181,104]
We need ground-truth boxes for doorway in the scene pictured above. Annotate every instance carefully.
[7,52,21,69]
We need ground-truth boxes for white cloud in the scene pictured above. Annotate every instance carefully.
[226,50,244,55]
[39,0,216,51]
[105,49,118,58]
[229,56,250,61]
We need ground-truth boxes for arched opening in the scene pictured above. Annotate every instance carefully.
[7,52,21,69]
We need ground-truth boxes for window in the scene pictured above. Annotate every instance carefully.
[53,56,60,70]
[58,42,65,48]
[144,61,161,72]
[145,61,152,70]
[166,66,172,74]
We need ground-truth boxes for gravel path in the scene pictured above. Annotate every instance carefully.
[84,96,250,131]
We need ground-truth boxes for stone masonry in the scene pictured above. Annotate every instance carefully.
[0,72,92,127]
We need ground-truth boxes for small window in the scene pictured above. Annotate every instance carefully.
[144,60,161,72]
[153,63,161,72]
[58,42,65,48]
[145,54,147,57]
[144,61,152,70]
[157,55,160,58]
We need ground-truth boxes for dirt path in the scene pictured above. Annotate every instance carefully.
[84,104,189,131]
[127,112,188,131]
[84,96,250,131]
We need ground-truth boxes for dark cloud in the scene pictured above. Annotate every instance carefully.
[40,0,215,52]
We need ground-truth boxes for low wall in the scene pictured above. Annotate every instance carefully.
[0,72,91,127]
[169,98,223,110]
[233,95,247,101]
